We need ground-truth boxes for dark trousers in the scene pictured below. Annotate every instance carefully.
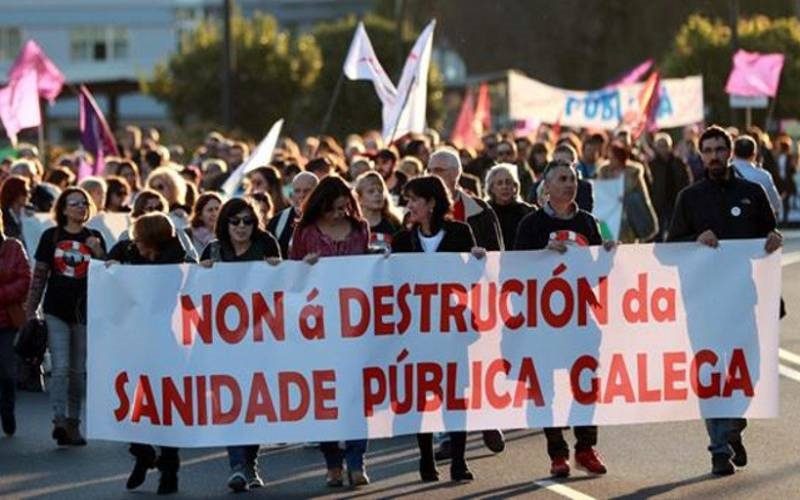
[0,329,16,419]
[129,443,180,472]
[418,432,467,466]
[544,426,598,459]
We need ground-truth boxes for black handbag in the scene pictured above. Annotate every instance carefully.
[14,318,48,365]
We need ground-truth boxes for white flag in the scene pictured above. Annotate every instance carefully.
[221,118,284,196]
[382,20,435,142]
[343,22,397,107]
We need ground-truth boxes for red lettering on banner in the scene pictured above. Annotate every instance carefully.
[162,376,194,425]
[279,372,310,421]
[636,353,661,402]
[339,288,370,338]
[373,285,395,335]
[132,375,160,424]
[414,284,437,332]
[623,274,676,324]
[513,358,545,407]
[211,374,242,424]
[181,294,212,344]
[486,359,512,408]
[252,292,285,341]
[571,355,600,404]
[723,348,754,397]
[603,354,635,403]
[470,283,498,332]
[446,362,468,410]
[690,349,719,398]
[313,370,338,419]
[113,371,130,421]
[499,279,524,329]
[663,352,688,400]
[245,373,278,423]
[417,362,444,411]
[362,367,386,416]
[396,283,413,334]
[440,283,468,333]
[216,293,249,344]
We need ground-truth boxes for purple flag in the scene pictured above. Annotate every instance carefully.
[725,50,785,97]
[605,59,654,88]
[78,85,119,179]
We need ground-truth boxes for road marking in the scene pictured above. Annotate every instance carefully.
[534,479,597,500]
[779,363,800,383]
[779,348,800,367]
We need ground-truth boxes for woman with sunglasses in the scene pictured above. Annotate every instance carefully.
[24,187,106,446]
[288,176,371,488]
[199,197,281,493]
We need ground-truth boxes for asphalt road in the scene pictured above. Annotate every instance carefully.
[2,236,800,499]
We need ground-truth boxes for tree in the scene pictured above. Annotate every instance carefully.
[145,13,321,139]
[296,14,444,140]
[662,14,800,127]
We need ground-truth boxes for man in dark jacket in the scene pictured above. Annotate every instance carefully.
[428,147,504,251]
[667,125,782,477]
[649,133,692,240]
[266,172,318,258]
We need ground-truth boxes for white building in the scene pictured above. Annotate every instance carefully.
[0,0,372,144]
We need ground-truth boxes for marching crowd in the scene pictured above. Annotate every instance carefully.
[0,121,789,494]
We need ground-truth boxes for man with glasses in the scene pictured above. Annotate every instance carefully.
[667,125,782,476]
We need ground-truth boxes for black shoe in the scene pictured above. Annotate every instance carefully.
[157,471,178,495]
[711,454,735,476]
[419,460,439,482]
[126,456,155,490]
[730,440,747,467]
[482,429,505,453]
[434,440,451,461]
[51,419,68,446]
[450,462,474,482]
[1,411,15,436]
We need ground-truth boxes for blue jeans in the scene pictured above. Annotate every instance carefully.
[320,440,368,471]
[227,445,259,469]
[45,315,86,419]
[705,418,747,456]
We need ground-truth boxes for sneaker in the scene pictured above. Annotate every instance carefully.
[326,467,344,487]
[1,411,15,436]
[348,469,370,487]
[434,439,451,461]
[482,429,505,453]
[550,456,570,478]
[712,453,735,476]
[227,467,249,492]
[574,448,607,475]
[729,440,747,467]
[245,466,264,489]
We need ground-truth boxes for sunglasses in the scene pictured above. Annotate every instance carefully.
[229,216,256,227]
[67,200,89,208]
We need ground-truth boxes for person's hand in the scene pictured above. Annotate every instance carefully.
[696,230,718,248]
[86,236,103,256]
[104,259,119,268]
[765,230,783,254]
[199,259,214,268]
[602,240,618,252]
[265,257,281,266]
[303,253,319,265]
[546,240,568,254]
[470,247,487,260]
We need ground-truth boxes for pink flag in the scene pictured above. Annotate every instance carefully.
[8,40,65,103]
[0,69,41,145]
[725,50,785,97]
[605,59,654,88]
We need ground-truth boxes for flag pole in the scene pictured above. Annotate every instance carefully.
[388,75,416,145]
[37,98,45,159]
[320,71,344,136]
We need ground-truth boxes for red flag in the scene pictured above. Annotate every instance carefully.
[450,82,491,149]
[632,71,661,139]
[474,82,491,136]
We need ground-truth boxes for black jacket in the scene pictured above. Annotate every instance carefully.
[391,220,476,253]
[266,206,298,259]
[457,191,504,251]
[667,173,776,242]
[201,231,281,262]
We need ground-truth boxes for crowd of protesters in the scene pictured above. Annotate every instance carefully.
[0,119,789,493]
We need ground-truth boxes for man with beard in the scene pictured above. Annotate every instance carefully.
[667,125,781,476]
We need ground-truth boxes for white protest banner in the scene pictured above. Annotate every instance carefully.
[591,177,624,240]
[221,119,283,196]
[87,212,131,249]
[508,72,704,130]
[20,212,55,259]
[87,241,779,447]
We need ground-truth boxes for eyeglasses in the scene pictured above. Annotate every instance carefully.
[228,216,256,227]
[67,201,89,208]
